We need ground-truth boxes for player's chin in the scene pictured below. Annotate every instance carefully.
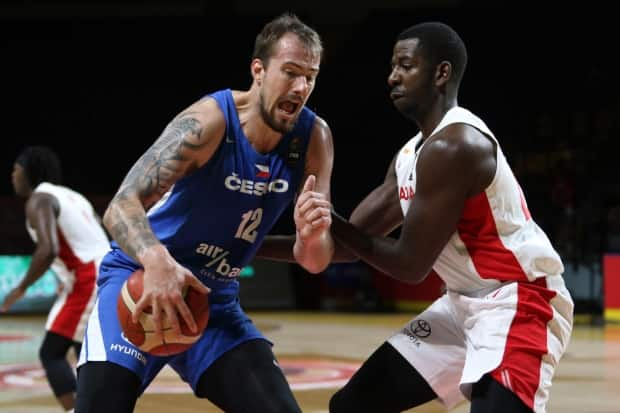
[392,98,408,113]
[277,112,299,129]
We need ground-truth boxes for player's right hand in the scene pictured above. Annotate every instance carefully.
[0,286,26,312]
[134,245,210,341]
[295,175,332,243]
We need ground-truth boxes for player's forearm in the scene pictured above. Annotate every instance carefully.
[330,211,424,283]
[257,235,357,264]
[293,231,334,274]
[103,192,161,263]
[255,235,297,262]
[19,246,56,291]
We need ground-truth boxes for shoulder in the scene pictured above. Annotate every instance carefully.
[175,95,227,139]
[310,115,333,140]
[422,123,495,164]
[26,192,59,216]
[190,95,226,122]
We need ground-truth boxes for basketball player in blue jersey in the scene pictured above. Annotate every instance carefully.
[74,13,334,413]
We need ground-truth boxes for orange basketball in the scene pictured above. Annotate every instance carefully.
[116,269,210,356]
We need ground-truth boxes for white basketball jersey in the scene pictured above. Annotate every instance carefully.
[395,107,564,294]
[27,182,109,272]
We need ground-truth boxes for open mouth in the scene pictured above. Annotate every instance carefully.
[277,100,300,116]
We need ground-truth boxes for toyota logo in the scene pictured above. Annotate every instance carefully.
[410,319,431,338]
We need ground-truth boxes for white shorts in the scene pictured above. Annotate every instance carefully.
[46,260,98,343]
[388,276,573,413]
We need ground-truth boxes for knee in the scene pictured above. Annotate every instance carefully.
[39,343,63,366]
[276,397,302,413]
[259,392,302,413]
[329,387,352,413]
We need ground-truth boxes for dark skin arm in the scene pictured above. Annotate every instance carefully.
[103,98,222,339]
[331,124,497,284]
[1,193,60,312]
[256,153,403,263]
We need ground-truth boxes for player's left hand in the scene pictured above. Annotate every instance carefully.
[0,286,26,312]
[295,175,332,243]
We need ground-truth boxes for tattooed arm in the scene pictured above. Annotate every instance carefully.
[102,97,223,338]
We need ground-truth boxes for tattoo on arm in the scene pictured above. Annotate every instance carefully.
[105,114,207,260]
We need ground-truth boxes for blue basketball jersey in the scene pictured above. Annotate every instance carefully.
[100,89,315,302]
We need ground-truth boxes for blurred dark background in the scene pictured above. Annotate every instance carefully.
[1,0,618,316]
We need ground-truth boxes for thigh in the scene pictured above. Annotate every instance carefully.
[46,262,97,342]
[387,295,467,408]
[460,280,572,413]
[75,361,141,413]
[329,342,437,413]
[195,339,300,413]
[169,303,266,390]
[470,374,532,413]
[78,274,150,378]
[77,272,169,393]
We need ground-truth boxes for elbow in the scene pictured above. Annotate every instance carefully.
[48,248,59,262]
[102,190,134,233]
[390,259,429,285]
[102,202,117,234]
[102,208,112,233]
[38,245,58,264]
[407,272,428,285]
[302,261,329,275]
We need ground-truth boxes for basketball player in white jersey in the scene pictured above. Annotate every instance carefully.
[2,146,109,412]
[310,22,573,413]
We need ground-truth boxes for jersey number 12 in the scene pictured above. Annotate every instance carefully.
[235,208,263,243]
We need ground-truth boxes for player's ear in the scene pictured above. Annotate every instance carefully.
[251,58,264,86]
[435,61,451,88]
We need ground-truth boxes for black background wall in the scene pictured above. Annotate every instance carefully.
[1,1,618,262]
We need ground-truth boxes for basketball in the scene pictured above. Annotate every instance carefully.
[116,269,210,356]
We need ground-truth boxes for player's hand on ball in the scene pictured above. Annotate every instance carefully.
[295,175,332,243]
[134,246,210,342]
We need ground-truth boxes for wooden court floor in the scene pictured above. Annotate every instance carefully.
[1,312,619,413]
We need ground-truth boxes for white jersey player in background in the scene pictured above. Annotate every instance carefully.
[2,146,109,412]
[320,22,574,413]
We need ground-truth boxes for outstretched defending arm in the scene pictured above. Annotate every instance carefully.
[331,126,495,284]
[257,152,403,264]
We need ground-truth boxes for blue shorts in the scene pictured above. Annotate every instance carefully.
[77,265,268,394]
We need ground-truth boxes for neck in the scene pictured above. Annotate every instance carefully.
[21,188,34,199]
[416,97,458,139]
[236,86,284,153]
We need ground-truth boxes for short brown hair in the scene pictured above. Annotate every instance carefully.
[252,13,323,66]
